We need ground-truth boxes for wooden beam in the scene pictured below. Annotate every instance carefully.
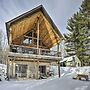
[7,57,10,80]
[24,35,41,40]
[37,17,40,54]
[9,28,12,44]
[9,56,58,62]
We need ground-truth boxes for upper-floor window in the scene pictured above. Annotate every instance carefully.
[23,30,46,48]
[23,38,32,45]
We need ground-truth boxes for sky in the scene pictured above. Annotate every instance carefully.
[0,0,83,37]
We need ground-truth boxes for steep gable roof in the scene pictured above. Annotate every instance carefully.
[6,5,63,48]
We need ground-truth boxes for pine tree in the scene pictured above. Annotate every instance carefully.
[80,0,90,63]
[65,0,90,66]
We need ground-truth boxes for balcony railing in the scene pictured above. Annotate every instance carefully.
[10,45,61,57]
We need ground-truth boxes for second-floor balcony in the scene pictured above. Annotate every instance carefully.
[9,45,61,59]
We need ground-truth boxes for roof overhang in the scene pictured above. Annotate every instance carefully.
[6,5,63,48]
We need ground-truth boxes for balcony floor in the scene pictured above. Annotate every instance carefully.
[8,52,61,61]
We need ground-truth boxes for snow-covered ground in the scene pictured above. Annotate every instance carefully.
[0,66,90,90]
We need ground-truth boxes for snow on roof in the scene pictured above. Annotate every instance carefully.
[60,55,79,63]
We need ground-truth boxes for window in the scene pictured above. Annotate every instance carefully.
[23,38,32,45]
[39,40,42,46]
[34,33,37,38]
[34,39,37,45]
[29,38,32,44]
[23,39,29,44]
[29,32,32,37]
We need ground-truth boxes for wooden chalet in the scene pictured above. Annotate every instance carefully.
[6,5,63,79]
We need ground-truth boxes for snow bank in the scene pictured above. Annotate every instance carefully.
[0,64,7,81]
[0,64,7,73]
[50,66,90,77]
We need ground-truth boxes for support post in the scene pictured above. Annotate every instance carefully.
[36,61,39,79]
[57,43,60,78]
[12,59,13,78]
[6,27,12,80]
[37,18,40,54]
[7,57,10,80]
[12,57,16,78]
[27,65,30,79]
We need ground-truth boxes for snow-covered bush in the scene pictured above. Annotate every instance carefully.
[0,64,7,81]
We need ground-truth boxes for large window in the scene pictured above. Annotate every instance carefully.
[23,31,46,48]
[15,64,27,77]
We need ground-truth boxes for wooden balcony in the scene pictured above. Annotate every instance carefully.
[9,45,61,60]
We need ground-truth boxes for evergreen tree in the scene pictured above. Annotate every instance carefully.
[65,0,90,66]
[80,0,90,64]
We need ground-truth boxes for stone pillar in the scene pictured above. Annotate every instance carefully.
[27,65,30,79]
[13,63,16,77]
[36,61,39,79]
[11,60,13,77]
[11,59,16,78]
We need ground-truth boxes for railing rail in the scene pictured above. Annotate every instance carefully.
[10,45,61,57]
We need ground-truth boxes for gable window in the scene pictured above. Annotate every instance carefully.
[29,32,32,37]
[23,39,28,44]
[23,38,32,45]
[34,39,37,45]
[29,38,32,44]
[34,33,37,38]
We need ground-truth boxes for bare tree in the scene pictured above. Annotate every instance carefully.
[0,29,9,64]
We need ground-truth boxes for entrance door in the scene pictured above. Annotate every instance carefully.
[39,66,46,75]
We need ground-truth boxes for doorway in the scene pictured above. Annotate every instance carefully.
[39,66,46,75]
